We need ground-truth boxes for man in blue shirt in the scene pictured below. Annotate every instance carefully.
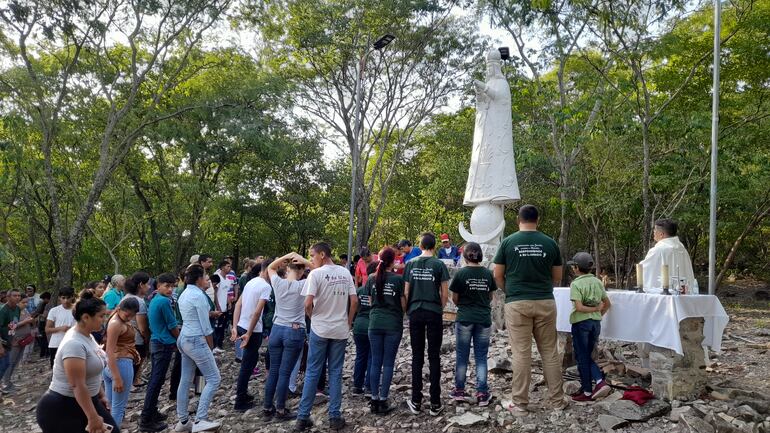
[140,272,179,432]
[398,240,422,262]
[438,234,461,263]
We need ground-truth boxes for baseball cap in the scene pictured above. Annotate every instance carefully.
[567,252,594,269]
[189,254,200,265]
[440,233,450,242]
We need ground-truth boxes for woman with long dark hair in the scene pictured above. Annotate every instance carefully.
[366,247,406,414]
[36,290,116,433]
[103,297,140,427]
[123,272,150,387]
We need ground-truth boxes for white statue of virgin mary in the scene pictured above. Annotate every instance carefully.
[464,49,520,207]
[459,49,520,248]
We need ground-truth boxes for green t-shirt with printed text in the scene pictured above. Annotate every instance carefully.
[449,266,494,326]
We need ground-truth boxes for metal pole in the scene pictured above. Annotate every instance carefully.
[347,52,369,269]
[708,0,721,295]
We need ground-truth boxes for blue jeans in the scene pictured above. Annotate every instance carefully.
[176,335,221,422]
[297,331,346,420]
[571,320,603,394]
[455,322,491,393]
[368,329,401,400]
[141,341,175,420]
[263,324,305,411]
[352,333,371,391]
[103,357,134,426]
[0,350,8,382]
[235,326,262,402]
[288,346,302,393]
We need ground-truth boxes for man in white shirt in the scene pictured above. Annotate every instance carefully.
[213,260,234,352]
[640,219,697,294]
[231,260,271,412]
[295,243,358,432]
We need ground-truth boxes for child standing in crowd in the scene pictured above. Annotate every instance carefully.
[351,261,377,397]
[367,247,406,414]
[568,252,612,402]
[449,242,495,406]
[139,272,179,432]
[46,287,77,368]
[103,297,141,428]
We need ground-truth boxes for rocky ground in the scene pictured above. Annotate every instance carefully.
[2,294,769,433]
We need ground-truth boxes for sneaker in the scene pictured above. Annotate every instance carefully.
[572,393,593,402]
[275,410,297,421]
[369,399,380,414]
[504,402,528,417]
[212,348,224,354]
[151,410,168,422]
[429,403,444,416]
[294,418,314,432]
[174,419,193,432]
[405,399,421,415]
[377,400,396,415]
[139,419,168,432]
[450,388,469,402]
[244,393,256,403]
[351,387,364,395]
[591,382,611,400]
[364,388,372,400]
[329,417,346,430]
[192,419,221,432]
[234,400,256,412]
[476,392,492,407]
[262,408,275,421]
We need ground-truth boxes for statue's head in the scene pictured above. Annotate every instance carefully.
[486,49,503,78]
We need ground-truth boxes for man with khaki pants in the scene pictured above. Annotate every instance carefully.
[493,205,566,416]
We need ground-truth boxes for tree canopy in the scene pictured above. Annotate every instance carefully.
[1,0,769,292]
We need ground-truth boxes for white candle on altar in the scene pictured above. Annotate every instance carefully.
[636,263,643,287]
[661,264,670,289]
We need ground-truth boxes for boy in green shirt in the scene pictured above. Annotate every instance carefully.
[568,252,611,402]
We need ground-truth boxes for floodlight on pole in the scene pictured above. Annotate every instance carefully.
[498,47,510,61]
[708,0,721,295]
[346,34,397,272]
[373,34,396,50]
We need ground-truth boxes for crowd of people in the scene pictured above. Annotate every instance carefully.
[0,204,622,433]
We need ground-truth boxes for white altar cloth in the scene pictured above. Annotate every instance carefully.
[553,288,729,355]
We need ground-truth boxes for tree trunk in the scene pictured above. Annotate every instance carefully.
[641,120,651,251]
[715,200,770,290]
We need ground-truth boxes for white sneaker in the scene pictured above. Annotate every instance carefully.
[192,419,221,432]
[212,348,224,354]
[174,419,193,432]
